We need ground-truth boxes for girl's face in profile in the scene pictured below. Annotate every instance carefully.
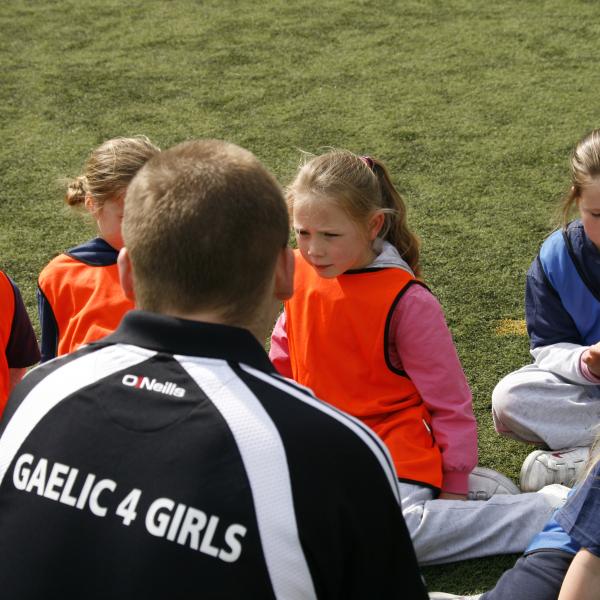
[292,195,383,278]
[578,179,600,250]
[86,194,125,251]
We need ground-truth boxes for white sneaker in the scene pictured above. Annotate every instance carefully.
[520,447,589,492]
[467,466,520,500]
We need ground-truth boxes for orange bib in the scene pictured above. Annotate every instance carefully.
[0,272,15,413]
[285,251,442,489]
[38,255,133,356]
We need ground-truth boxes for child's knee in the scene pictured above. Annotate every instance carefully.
[491,373,522,433]
[491,372,550,444]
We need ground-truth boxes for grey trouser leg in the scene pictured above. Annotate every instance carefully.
[492,364,600,449]
[399,482,563,566]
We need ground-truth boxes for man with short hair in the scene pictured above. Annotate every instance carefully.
[0,140,427,599]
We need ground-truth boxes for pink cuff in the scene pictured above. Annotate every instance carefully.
[580,355,600,383]
[441,470,470,495]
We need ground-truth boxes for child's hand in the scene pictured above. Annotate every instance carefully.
[582,342,600,378]
[438,492,467,501]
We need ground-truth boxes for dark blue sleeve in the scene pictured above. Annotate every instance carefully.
[555,461,600,557]
[37,285,58,363]
[5,279,40,368]
[525,256,582,349]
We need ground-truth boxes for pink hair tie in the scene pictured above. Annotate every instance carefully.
[359,155,374,170]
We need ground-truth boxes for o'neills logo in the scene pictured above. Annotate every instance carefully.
[122,374,186,398]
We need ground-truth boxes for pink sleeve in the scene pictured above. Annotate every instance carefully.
[269,311,293,378]
[390,284,477,495]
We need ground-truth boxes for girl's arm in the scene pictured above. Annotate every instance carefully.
[391,284,477,496]
[269,311,293,378]
[37,285,59,363]
[531,343,597,385]
[558,548,600,600]
[526,256,600,383]
[5,278,40,370]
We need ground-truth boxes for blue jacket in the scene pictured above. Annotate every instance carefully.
[526,220,600,349]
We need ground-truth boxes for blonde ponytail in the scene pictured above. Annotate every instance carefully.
[288,149,421,276]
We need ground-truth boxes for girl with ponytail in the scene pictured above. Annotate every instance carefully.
[38,136,159,362]
[270,149,563,565]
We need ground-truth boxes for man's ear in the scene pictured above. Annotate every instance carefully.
[274,246,295,301]
[117,247,136,302]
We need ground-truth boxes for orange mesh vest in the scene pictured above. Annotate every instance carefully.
[285,251,442,489]
[38,255,133,356]
[0,272,15,413]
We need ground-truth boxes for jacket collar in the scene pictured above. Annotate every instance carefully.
[100,310,274,373]
[66,237,119,266]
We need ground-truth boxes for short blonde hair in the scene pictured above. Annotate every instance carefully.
[65,136,160,209]
[123,139,289,323]
[560,129,600,226]
[287,149,421,276]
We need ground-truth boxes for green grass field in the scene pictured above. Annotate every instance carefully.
[2,0,600,594]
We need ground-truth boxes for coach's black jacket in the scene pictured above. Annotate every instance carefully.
[0,310,426,599]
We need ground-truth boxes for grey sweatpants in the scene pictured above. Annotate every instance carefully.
[399,482,564,566]
[492,363,600,449]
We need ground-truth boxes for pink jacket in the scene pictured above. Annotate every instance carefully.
[270,244,477,495]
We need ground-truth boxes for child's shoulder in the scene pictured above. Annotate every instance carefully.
[540,220,584,253]
[40,238,118,278]
[391,280,445,329]
[39,252,75,281]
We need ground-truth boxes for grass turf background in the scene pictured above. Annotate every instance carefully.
[2,0,600,594]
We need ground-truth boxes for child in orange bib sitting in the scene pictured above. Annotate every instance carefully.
[38,136,159,361]
[0,271,40,415]
[270,149,567,565]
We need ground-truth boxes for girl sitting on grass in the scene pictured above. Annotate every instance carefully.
[493,129,600,493]
[270,149,565,565]
[37,136,159,362]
